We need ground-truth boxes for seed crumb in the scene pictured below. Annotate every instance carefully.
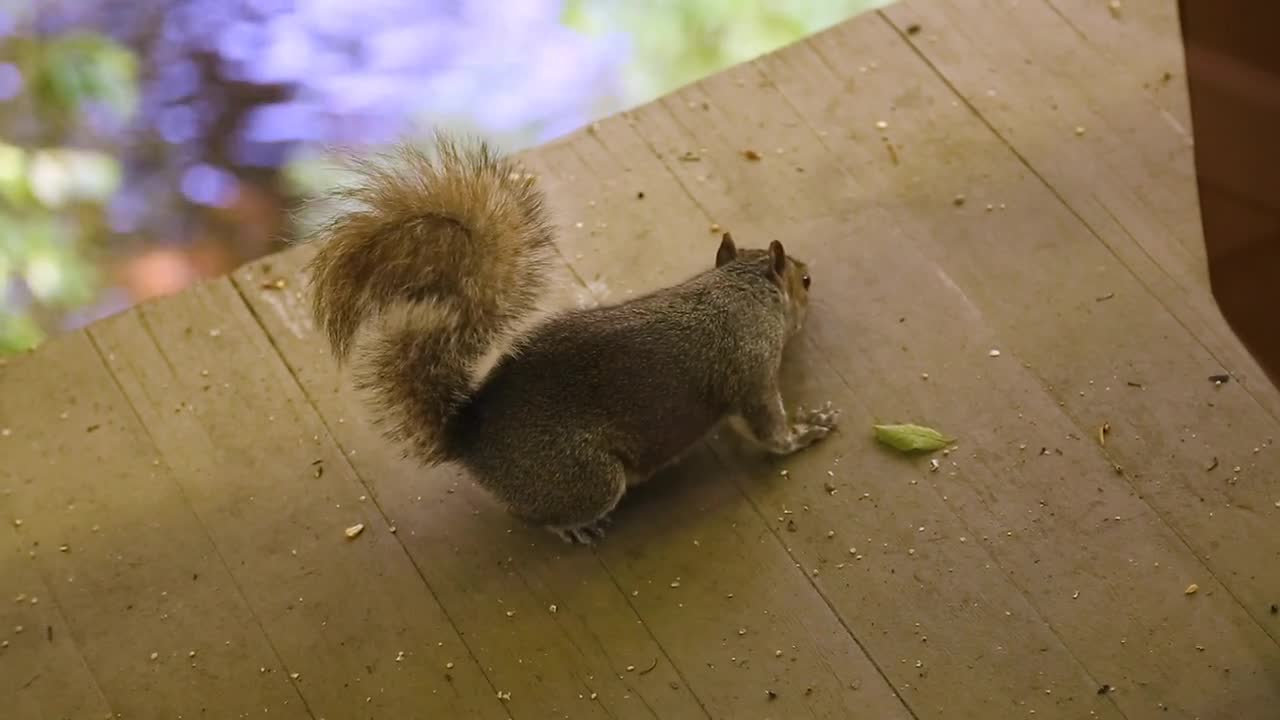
[344,523,365,539]
[1185,583,1199,595]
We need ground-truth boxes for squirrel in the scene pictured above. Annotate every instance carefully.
[306,132,839,544]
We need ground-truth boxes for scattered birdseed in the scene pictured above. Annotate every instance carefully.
[344,523,365,539]
[875,120,889,130]
[988,349,1001,357]
[1074,126,1086,136]
[1185,584,1199,595]
[150,652,159,661]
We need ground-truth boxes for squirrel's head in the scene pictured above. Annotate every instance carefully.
[715,233,811,335]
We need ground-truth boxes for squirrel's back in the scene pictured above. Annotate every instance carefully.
[305,133,556,465]
[448,261,789,476]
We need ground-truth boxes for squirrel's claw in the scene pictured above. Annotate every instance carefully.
[549,517,611,545]
[797,401,841,431]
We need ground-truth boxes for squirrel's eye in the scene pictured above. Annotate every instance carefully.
[802,274,811,289]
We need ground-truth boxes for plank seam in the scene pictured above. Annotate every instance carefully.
[85,325,321,720]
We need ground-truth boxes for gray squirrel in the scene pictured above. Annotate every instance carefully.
[306,133,839,543]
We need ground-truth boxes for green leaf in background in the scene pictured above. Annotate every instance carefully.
[564,0,892,103]
[0,310,45,354]
[26,32,139,122]
[873,423,953,453]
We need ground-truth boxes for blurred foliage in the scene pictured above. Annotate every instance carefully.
[0,25,136,353]
[563,0,890,100]
[0,0,886,356]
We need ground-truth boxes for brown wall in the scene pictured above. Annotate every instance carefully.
[1180,0,1280,389]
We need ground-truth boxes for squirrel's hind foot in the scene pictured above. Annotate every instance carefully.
[548,516,612,545]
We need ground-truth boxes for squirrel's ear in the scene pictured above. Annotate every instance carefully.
[716,232,738,267]
[768,240,787,277]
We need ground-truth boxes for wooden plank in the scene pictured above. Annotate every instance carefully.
[1041,0,1189,125]
[802,4,1280,633]
[0,334,309,720]
[86,285,510,719]
[0,510,113,720]
[879,0,1280,419]
[773,14,1280,707]
[231,242,917,719]
[519,20,1280,716]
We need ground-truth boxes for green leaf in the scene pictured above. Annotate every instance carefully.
[873,423,953,453]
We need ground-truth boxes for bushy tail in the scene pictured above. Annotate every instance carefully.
[305,133,557,465]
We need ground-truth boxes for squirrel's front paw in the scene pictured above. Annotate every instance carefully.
[797,401,840,431]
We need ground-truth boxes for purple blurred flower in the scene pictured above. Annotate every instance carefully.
[180,163,239,207]
[0,63,23,101]
[24,0,628,215]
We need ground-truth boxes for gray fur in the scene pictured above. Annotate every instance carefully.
[307,134,839,544]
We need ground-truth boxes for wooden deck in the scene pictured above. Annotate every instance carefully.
[3,2,1279,718]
